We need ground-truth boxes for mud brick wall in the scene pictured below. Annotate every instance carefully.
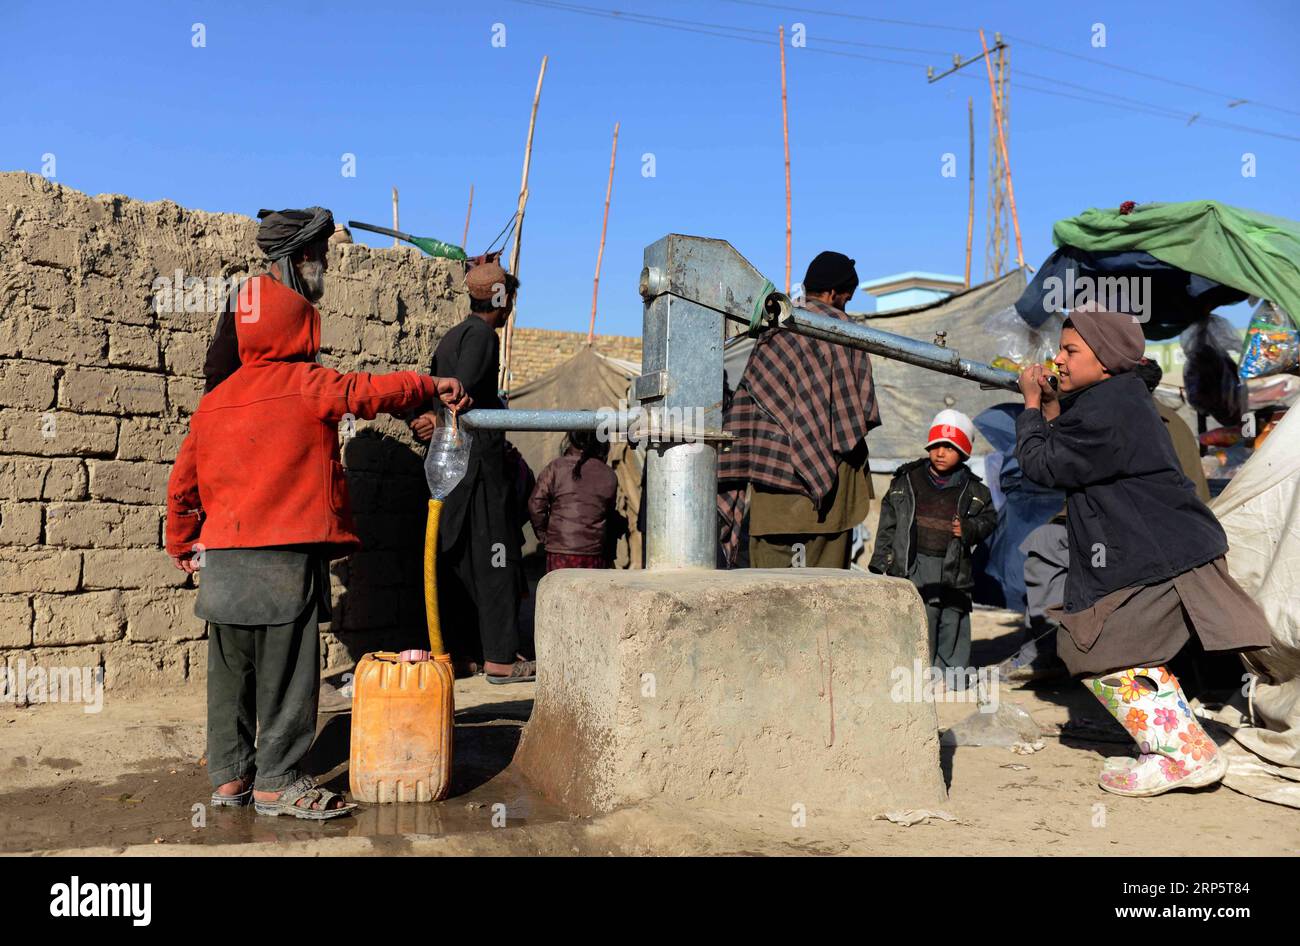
[508,327,641,389]
[0,171,473,691]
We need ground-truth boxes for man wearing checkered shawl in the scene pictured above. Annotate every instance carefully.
[718,251,881,567]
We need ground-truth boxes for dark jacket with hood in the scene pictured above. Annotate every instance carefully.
[1014,370,1227,614]
[868,459,997,595]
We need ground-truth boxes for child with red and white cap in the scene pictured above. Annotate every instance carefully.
[870,409,998,683]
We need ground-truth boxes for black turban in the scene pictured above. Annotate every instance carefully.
[202,206,334,392]
[803,251,858,294]
[255,206,334,298]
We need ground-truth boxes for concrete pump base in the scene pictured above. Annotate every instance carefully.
[509,568,947,816]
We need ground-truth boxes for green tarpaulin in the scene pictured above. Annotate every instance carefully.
[1053,200,1300,322]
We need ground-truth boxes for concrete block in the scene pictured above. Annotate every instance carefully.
[511,568,946,816]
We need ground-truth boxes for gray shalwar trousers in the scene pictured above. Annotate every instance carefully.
[196,547,330,792]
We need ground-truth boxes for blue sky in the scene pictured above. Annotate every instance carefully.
[3,0,1297,336]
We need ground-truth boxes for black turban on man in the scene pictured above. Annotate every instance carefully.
[203,206,335,392]
[254,206,334,299]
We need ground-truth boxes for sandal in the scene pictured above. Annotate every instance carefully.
[486,659,537,685]
[211,776,254,808]
[253,775,357,820]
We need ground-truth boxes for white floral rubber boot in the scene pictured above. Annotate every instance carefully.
[1083,666,1226,797]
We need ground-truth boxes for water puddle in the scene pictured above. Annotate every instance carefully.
[0,705,565,852]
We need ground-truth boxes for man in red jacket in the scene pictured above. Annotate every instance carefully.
[167,208,470,819]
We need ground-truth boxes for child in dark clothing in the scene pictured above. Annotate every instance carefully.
[869,410,998,682]
[528,430,619,572]
[1014,306,1270,797]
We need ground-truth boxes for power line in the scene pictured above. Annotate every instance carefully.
[510,0,930,67]
[509,0,931,67]
[721,0,1300,119]
[947,69,1300,142]
[508,0,1300,143]
[510,0,774,48]
[1003,32,1300,119]
[716,0,973,34]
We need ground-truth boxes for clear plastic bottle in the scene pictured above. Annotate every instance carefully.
[424,419,472,500]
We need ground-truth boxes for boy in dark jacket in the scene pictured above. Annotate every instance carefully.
[1015,306,1270,797]
[869,410,997,681]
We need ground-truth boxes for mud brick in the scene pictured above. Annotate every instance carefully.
[33,590,125,645]
[59,366,166,415]
[0,359,57,410]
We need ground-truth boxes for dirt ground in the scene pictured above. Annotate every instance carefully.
[2,608,1296,857]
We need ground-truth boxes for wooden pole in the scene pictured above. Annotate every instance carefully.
[462,183,474,250]
[588,122,620,346]
[501,54,548,396]
[979,30,1023,269]
[391,187,399,248]
[779,25,792,295]
[965,97,974,288]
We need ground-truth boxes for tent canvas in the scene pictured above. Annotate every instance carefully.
[1051,200,1300,331]
[1207,406,1300,806]
[505,345,644,567]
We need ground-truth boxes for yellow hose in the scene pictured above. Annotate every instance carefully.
[424,498,445,656]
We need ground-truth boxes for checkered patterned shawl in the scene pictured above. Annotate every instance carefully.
[716,298,881,563]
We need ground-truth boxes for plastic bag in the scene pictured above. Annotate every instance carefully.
[1238,302,1300,380]
[1181,315,1245,426]
[987,306,1064,374]
[940,701,1041,747]
[1246,373,1300,410]
[424,415,472,500]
